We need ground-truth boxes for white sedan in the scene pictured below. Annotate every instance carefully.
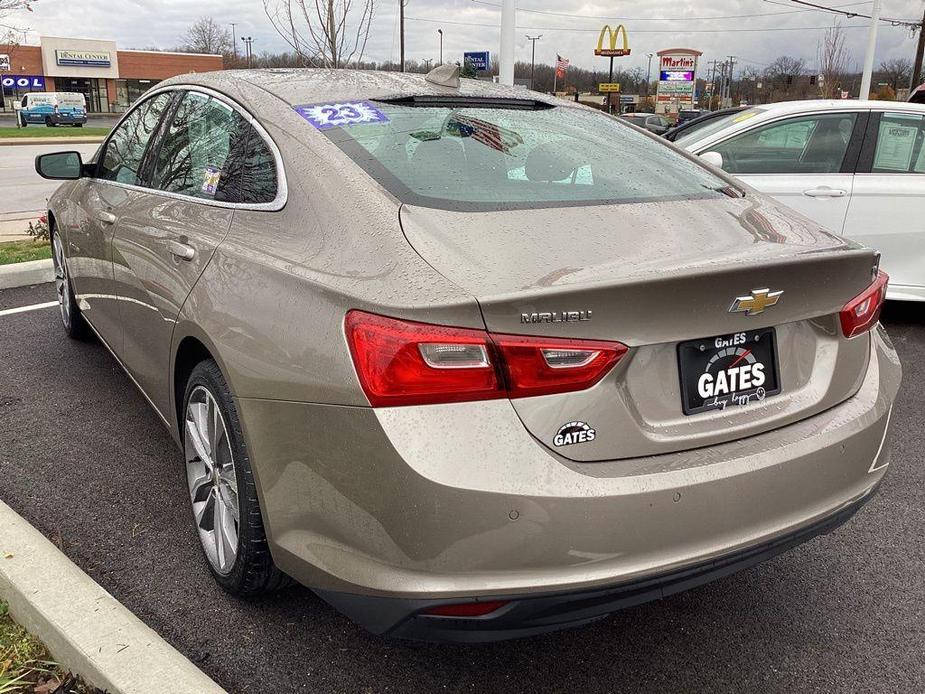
[677,100,925,301]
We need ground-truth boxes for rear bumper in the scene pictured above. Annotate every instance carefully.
[236,325,901,637]
[318,485,877,642]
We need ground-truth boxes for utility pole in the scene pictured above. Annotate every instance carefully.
[230,23,237,60]
[400,0,406,72]
[726,55,736,107]
[526,34,542,90]
[708,59,719,108]
[859,0,882,98]
[438,29,443,66]
[499,0,515,86]
[912,8,925,88]
[646,52,654,100]
[241,37,254,68]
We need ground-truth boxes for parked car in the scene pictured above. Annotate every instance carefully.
[909,83,925,104]
[665,106,749,142]
[16,91,87,127]
[676,108,706,125]
[619,112,672,134]
[36,70,900,642]
[677,100,925,302]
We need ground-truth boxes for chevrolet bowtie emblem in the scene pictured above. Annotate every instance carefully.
[729,288,783,316]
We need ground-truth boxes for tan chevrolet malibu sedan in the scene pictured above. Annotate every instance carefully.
[35,68,900,642]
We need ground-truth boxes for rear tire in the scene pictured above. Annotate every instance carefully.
[182,359,291,595]
[45,117,54,127]
[74,123,83,128]
[51,231,88,340]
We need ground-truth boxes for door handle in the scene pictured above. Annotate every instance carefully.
[803,187,847,198]
[96,210,117,224]
[167,240,196,261]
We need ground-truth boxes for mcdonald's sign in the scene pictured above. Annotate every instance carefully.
[594,25,631,57]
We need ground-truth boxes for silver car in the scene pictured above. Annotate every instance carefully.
[35,69,900,642]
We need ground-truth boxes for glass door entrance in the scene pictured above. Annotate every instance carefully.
[56,77,109,112]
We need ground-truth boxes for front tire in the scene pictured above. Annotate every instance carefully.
[182,360,290,595]
[51,232,88,340]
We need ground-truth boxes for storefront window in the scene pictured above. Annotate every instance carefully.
[115,79,159,111]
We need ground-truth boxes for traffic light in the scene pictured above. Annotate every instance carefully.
[786,75,793,85]
[810,75,817,86]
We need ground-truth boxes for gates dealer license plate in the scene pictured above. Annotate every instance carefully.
[678,328,781,415]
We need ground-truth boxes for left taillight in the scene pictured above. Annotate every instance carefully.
[344,310,627,407]
[840,270,888,339]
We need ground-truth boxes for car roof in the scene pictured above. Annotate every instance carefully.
[747,99,925,115]
[157,68,571,109]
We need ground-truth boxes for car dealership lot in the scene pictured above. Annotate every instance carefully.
[0,282,923,693]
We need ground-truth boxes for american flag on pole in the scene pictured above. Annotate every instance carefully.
[555,55,570,78]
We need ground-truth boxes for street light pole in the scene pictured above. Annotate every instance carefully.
[438,29,443,66]
[400,0,406,72]
[859,0,882,98]
[525,34,542,90]
[230,23,237,60]
[646,52,653,100]
[499,0,515,86]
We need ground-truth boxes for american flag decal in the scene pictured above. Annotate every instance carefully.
[450,115,524,154]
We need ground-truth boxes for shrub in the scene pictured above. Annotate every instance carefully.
[26,215,49,243]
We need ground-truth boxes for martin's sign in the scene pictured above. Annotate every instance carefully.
[56,49,112,67]
[660,55,696,70]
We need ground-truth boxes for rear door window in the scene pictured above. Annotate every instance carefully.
[98,92,172,185]
[710,113,858,175]
[870,113,925,174]
[150,91,278,203]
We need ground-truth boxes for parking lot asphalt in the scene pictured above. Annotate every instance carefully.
[0,282,923,694]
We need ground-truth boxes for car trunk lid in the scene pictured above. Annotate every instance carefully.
[399,195,879,460]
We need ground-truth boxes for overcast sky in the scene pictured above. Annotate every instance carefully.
[6,0,925,75]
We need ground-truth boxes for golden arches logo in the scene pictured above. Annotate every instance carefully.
[594,24,631,57]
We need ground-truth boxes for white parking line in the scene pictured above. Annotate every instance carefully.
[0,301,57,317]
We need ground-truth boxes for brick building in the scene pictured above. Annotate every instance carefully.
[1,36,223,113]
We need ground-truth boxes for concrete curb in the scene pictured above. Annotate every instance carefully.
[0,137,106,146]
[0,500,227,694]
[0,259,54,290]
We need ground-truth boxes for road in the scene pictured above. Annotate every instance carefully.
[0,283,923,693]
[0,143,99,218]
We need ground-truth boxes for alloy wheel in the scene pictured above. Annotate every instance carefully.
[185,385,240,575]
[52,234,71,329]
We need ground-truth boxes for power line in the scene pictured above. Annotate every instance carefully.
[406,16,908,34]
[775,0,921,28]
[469,0,873,23]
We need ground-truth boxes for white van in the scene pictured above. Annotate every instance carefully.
[15,92,88,127]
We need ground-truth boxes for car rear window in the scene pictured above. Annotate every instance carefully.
[317,102,732,211]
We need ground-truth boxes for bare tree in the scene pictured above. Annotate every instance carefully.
[817,22,850,98]
[179,17,232,55]
[878,57,913,92]
[763,55,807,100]
[0,0,33,43]
[263,0,375,68]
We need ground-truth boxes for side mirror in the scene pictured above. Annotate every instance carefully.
[35,151,83,180]
[700,151,724,169]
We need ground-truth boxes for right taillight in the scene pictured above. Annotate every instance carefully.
[840,270,888,338]
[344,310,627,407]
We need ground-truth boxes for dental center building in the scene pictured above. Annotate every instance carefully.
[0,36,223,113]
